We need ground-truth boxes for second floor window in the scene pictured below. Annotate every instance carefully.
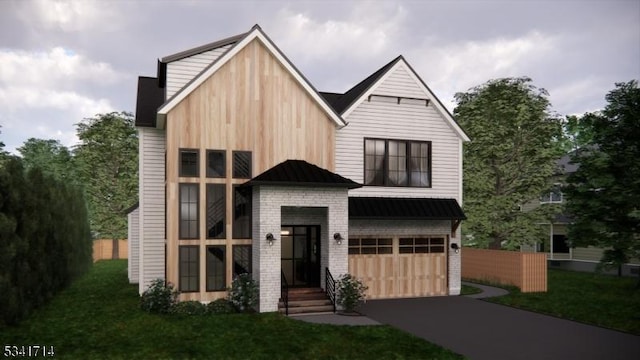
[233,151,252,178]
[364,138,431,187]
[179,149,199,177]
[540,184,563,204]
[179,183,199,239]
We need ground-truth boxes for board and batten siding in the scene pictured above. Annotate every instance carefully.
[336,64,462,201]
[165,44,234,99]
[127,207,140,284]
[138,127,166,294]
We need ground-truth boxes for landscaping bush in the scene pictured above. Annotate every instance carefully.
[336,274,368,313]
[228,273,259,312]
[207,298,236,314]
[172,300,207,315]
[140,279,178,314]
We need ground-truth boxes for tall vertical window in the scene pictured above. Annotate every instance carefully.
[207,150,225,178]
[179,184,199,239]
[206,246,225,291]
[233,186,252,238]
[233,151,252,178]
[233,245,252,278]
[206,184,225,239]
[179,149,199,177]
[179,246,199,292]
[364,138,431,187]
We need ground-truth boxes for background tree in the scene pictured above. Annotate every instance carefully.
[565,80,640,277]
[454,77,565,249]
[74,112,138,259]
[17,138,76,182]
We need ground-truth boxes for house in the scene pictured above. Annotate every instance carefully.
[521,154,639,276]
[128,24,469,312]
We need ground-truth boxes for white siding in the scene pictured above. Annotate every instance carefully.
[165,45,233,99]
[127,207,140,284]
[138,127,166,294]
[336,64,462,201]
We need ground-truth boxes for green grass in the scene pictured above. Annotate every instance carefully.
[459,284,482,296]
[0,260,463,359]
[487,269,640,335]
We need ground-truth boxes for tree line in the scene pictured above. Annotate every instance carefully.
[0,112,137,325]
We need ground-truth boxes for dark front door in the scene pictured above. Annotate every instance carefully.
[281,225,320,287]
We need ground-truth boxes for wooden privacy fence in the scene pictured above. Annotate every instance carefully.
[462,248,547,292]
[93,239,128,262]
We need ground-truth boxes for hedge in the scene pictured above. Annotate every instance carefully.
[0,158,92,325]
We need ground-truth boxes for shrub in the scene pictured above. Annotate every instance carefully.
[140,279,178,314]
[228,273,259,312]
[172,300,207,315]
[207,298,236,315]
[336,274,368,313]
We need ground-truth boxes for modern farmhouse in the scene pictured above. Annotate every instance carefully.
[128,24,469,312]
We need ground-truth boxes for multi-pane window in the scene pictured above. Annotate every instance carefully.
[348,238,392,255]
[207,150,225,178]
[206,184,225,239]
[233,151,252,178]
[233,186,252,238]
[179,184,199,239]
[540,184,563,204]
[399,237,445,254]
[179,246,199,292]
[179,149,199,177]
[364,138,431,187]
[206,246,225,291]
[233,245,252,278]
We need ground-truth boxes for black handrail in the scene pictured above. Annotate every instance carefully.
[281,271,289,316]
[325,267,336,313]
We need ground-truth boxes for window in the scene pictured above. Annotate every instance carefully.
[540,184,563,204]
[364,138,431,187]
[179,149,199,177]
[233,186,252,238]
[399,237,445,254]
[233,245,252,278]
[206,246,225,291]
[207,150,225,178]
[348,238,392,255]
[179,246,199,292]
[233,151,252,178]
[179,184,199,239]
[206,184,225,239]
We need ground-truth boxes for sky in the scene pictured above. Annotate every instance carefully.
[0,0,638,154]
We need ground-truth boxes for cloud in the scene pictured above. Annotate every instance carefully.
[27,0,121,32]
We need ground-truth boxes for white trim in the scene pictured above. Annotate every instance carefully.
[156,27,345,129]
[341,59,470,142]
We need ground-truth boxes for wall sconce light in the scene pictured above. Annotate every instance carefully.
[451,243,460,254]
[333,232,344,245]
[266,233,276,246]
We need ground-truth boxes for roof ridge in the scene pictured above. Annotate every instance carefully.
[161,31,248,63]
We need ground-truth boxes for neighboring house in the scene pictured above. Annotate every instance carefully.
[128,24,469,312]
[521,154,639,276]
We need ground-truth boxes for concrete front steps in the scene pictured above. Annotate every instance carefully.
[279,287,335,315]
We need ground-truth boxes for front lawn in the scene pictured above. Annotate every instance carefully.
[0,260,463,359]
[487,269,640,335]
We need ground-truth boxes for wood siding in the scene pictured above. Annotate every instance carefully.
[336,64,462,201]
[138,127,166,294]
[128,208,139,283]
[462,248,547,292]
[166,45,233,99]
[164,38,337,302]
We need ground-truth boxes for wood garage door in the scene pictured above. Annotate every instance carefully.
[348,236,448,299]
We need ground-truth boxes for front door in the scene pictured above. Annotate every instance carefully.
[281,225,320,287]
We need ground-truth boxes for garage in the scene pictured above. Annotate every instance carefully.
[348,236,448,298]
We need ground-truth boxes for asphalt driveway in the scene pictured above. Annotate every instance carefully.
[359,296,640,360]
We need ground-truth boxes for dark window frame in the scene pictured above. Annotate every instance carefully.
[179,183,199,239]
[232,185,252,239]
[179,245,199,292]
[232,151,252,179]
[206,184,225,239]
[179,149,199,177]
[363,138,432,188]
[206,245,226,291]
[206,150,226,178]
